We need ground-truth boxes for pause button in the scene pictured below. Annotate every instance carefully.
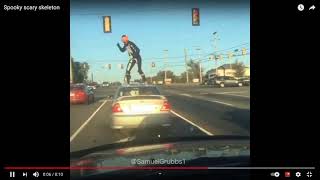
[9,171,15,178]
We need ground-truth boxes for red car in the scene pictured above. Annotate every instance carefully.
[70,84,95,104]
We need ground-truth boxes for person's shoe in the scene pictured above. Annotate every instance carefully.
[125,75,131,84]
[141,76,146,83]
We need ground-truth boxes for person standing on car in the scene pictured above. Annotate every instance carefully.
[117,35,146,84]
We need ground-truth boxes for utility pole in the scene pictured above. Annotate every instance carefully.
[91,72,93,82]
[163,50,168,83]
[70,39,73,84]
[195,48,203,83]
[70,55,73,84]
[212,32,219,76]
[184,48,189,84]
[150,61,153,84]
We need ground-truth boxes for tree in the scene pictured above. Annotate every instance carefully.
[186,60,204,79]
[179,72,187,83]
[72,59,90,83]
[233,60,246,77]
[152,70,176,82]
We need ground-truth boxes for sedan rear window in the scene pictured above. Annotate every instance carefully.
[118,87,160,97]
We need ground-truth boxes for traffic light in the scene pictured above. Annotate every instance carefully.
[103,16,112,33]
[151,62,155,67]
[242,48,247,55]
[108,64,111,69]
[192,8,200,26]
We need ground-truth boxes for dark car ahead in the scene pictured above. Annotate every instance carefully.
[70,84,95,104]
[209,76,243,88]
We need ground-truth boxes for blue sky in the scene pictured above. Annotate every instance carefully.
[71,0,250,82]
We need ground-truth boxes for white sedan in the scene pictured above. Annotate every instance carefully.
[109,84,172,130]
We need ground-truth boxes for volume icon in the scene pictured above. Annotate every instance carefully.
[33,171,39,177]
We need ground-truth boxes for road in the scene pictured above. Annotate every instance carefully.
[70,85,250,152]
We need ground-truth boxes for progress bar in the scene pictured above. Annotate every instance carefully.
[4,166,316,170]
[208,167,316,170]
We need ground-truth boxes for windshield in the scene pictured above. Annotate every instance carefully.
[70,0,250,169]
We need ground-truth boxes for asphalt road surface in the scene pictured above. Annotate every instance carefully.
[70,85,250,152]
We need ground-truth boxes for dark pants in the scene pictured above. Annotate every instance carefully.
[125,55,145,83]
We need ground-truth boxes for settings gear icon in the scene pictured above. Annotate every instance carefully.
[295,172,301,177]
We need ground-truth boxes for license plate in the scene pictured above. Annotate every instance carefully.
[131,105,155,112]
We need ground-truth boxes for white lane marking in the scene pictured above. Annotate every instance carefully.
[210,100,234,107]
[99,99,110,102]
[199,92,209,95]
[70,99,109,142]
[177,93,235,107]
[219,94,250,98]
[181,93,192,97]
[200,91,250,98]
[115,137,134,143]
[216,91,248,94]
[170,110,214,136]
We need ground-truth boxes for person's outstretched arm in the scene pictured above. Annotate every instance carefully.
[117,43,126,52]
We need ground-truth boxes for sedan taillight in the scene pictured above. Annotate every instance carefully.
[74,90,86,97]
[161,101,171,111]
[112,103,123,113]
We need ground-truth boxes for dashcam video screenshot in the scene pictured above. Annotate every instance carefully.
[2,0,319,179]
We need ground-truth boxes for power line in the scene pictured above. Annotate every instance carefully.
[77,45,250,64]
[81,51,250,67]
